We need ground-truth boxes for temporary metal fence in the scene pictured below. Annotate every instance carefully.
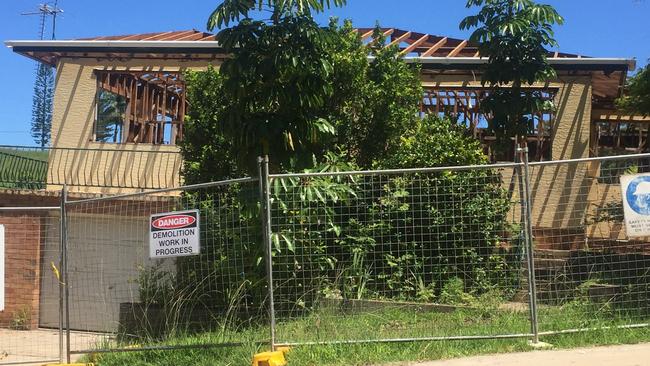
[0,204,62,365]
[2,152,650,364]
[267,159,535,346]
[528,154,650,336]
[62,178,266,362]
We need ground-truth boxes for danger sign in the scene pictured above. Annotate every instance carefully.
[149,210,200,258]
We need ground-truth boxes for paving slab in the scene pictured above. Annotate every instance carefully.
[406,342,650,366]
[0,328,101,365]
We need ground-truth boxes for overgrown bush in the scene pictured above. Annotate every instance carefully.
[160,21,517,325]
[271,117,519,315]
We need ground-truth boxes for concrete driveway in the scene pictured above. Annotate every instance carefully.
[409,343,650,366]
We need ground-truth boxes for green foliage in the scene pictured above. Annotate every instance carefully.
[95,89,127,143]
[173,1,516,323]
[460,0,563,148]
[378,115,488,168]
[181,67,240,182]
[270,117,518,312]
[460,0,563,86]
[201,1,353,174]
[31,63,54,147]
[207,0,347,29]
[181,20,423,178]
[327,22,423,167]
[10,305,32,330]
[617,62,650,117]
[439,277,475,305]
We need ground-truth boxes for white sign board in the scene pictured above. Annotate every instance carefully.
[1,225,4,312]
[149,210,200,258]
[621,173,650,237]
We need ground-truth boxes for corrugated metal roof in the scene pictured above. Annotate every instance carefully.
[77,30,217,42]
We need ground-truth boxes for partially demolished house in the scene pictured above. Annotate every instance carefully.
[1,28,647,331]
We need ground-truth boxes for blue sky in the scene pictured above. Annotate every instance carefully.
[1,0,648,146]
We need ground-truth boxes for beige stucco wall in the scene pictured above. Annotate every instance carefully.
[421,72,612,247]
[53,60,627,246]
[49,58,220,194]
[527,75,592,229]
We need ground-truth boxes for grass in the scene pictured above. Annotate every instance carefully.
[0,147,48,189]
[89,301,650,366]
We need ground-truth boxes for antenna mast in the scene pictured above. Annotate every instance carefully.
[21,2,64,40]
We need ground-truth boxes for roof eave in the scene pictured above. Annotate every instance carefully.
[6,40,635,72]
[5,40,227,65]
[5,40,223,49]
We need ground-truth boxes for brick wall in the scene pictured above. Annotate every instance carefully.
[0,214,42,329]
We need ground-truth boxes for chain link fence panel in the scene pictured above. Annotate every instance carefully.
[63,178,269,356]
[528,155,650,335]
[267,163,536,346]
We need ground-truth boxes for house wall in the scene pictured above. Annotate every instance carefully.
[0,189,177,332]
[0,214,44,330]
[52,58,632,246]
[49,58,220,194]
[421,73,593,229]
[0,190,61,330]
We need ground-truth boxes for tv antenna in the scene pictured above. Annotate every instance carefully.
[22,2,64,40]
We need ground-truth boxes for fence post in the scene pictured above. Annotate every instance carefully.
[519,147,540,344]
[60,185,71,363]
[58,186,65,364]
[258,156,277,350]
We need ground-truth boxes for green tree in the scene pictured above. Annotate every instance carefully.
[617,62,650,117]
[460,0,563,153]
[328,23,423,167]
[181,67,240,183]
[208,0,346,28]
[30,63,54,147]
[205,0,346,174]
[95,90,127,143]
[183,18,422,180]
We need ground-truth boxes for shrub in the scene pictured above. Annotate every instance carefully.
[270,117,518,313]
[332,116,518,300]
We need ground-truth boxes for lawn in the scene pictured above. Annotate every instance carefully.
[89,300,650,366]
[0,147,48,189]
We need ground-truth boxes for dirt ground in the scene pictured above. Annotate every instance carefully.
[407,343,650,366]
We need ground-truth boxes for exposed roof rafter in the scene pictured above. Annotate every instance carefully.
[5,27,636,72]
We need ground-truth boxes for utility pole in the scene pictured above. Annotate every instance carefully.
[22,2,63,147]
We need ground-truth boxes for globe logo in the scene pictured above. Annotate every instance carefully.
[626,176,650,215]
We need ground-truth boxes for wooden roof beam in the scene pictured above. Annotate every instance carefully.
[388,31,412,47]
[158,30,196,41]
[400,34,430,56]
[360,30,374,41]
[421,37,448,57]
[140,31,174,41]
[447,40,468,57]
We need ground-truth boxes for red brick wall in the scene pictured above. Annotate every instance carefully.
[0,214,42,329]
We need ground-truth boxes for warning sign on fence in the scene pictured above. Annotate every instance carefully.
[149,210,200,258]
[621,173,650,237]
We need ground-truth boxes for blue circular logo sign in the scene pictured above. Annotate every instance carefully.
[626,175,650,215]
